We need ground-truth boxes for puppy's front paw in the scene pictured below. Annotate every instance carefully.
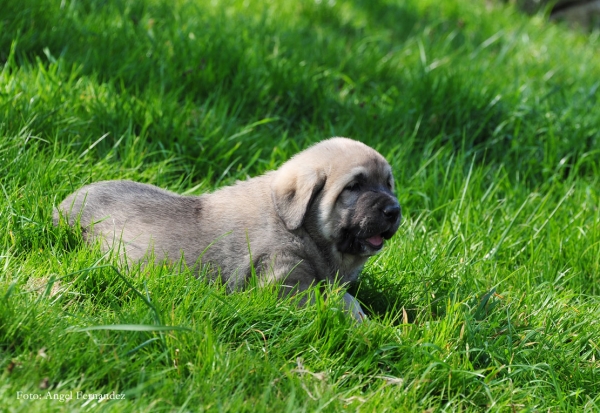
[342,292,368,323]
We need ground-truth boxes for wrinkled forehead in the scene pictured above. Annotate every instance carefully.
[324,150,395,193]
[293,138,394,184]
[342,162,392,183]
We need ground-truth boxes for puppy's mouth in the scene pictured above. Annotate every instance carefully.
[338,228,395,256]
[363,234,384,250]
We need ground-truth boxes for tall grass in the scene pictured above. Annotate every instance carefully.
[1,0,599,411]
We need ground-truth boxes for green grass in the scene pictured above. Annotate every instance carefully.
[1,0,599,411]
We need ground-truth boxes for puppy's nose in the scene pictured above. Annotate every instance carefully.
[382,203,400,222]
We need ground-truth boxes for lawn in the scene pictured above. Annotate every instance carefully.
[1,0,599,411]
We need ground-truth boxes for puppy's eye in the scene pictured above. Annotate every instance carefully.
[344,182,360,192]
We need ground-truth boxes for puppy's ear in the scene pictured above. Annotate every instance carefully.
[271,166,326,231]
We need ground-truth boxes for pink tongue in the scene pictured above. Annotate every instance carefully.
[366,235,383,247]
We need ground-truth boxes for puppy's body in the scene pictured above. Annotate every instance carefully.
[65,177,324,292]
[54,138,401,320]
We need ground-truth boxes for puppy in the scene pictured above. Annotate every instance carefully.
[54,137,401,321]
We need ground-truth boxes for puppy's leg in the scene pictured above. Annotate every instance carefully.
[342,293,367,323]
[270,259,368,322]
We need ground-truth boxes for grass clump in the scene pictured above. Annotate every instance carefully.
[1,0,599,411]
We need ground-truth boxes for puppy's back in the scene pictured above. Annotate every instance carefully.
[53,180,203,263]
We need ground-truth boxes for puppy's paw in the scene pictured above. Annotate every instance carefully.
[342,292,368,323]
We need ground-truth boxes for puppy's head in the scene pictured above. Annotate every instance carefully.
[272,137,401,258]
